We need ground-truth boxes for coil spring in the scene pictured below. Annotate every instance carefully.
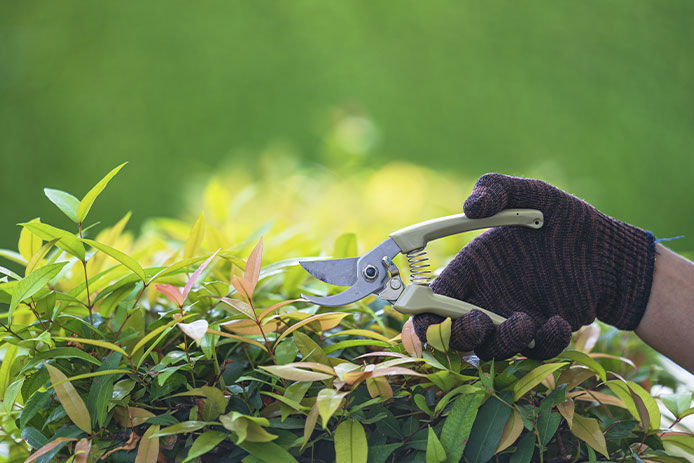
[407,248,431,285]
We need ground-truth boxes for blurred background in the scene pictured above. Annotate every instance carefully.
[1,1,692,255]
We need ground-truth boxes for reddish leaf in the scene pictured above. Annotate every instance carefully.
[26,438,77,462]
[183,250,219,300]
[243,237,263,296]
[156,284,184,307]
[401,318,422,358]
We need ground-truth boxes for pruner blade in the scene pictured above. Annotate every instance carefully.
[300,238,402,307]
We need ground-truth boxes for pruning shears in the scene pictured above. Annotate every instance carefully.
[299,209,544,347]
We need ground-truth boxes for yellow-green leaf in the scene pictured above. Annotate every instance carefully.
[568,414,608,458]
[46,364,92,434]
[302,403,319,451]
[25,238,60,275]
[18,218,42,262]
[8,262,66,323]
[130,313,196,357]
[135,424,160,463]
[495,408,524,454]
[184,211,206,259]
[513,363,568,401]
[274,312,350,345]
[77,162,127,222]
[426,426,447,463]
[44,188,80,223]
[426,317,451,352]
[54,336,127,356]
[604,380,661,431]
[260,364,333,382]
[316,389,348,428]
[82,239,145,281]
[334,420,367,463]
[20,222,85,261]
[557,350,606,381]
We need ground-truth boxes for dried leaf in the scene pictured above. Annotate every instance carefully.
[74,438,91,463]
[366,377,393,399]
[569,414,608,458]
[401,318,423,358]
[260,364,334,382]
[46,364,92,434]
[557,400,575,427]
[495,408,524,454]
[302,403,319,450]
[135,425,160,463]
[257,299,302,321]
[26,437,78,463]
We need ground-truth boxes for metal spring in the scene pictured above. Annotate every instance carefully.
[407,248,431,285]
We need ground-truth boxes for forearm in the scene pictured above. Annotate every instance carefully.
[635,243,694,373]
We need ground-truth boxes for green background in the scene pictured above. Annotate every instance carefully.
[1,1,692,251]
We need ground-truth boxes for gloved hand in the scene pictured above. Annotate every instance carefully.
[413,173,657,360]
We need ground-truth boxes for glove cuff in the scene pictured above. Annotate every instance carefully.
[594,214,656,330]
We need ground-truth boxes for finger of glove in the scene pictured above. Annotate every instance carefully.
[522,315,572,360]
[475,311,537,361]
[450,309,495,351]
[464,173,540,219]
[412,313,445,343]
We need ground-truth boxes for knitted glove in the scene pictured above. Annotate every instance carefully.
[413,173,656,360]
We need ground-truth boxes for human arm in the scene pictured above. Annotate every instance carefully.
[636,243,694,373]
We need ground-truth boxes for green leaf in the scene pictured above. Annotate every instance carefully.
[568,414,608,458]
[3,377,24,413]
[440,392,485,463]
[8,262,66,323]
[0,343,18,397]
[152,421,211,437]
[82,239,145,281]
[426,426,447,463]
[184,430,227,462]
[44,188,80,223]
[77,162,127,222]
[19,222,85,261]
[45,364,92,434]
[130,313,196,357]
[87,352,122,428]
[556,350,606,381]
[513,363,568,401]
[184,211,206,259]
[661,392,692,418]
[19,390,51,430]
[463,395,512,463]
[239,441,298,463]
[316,388,348,428]
[220,412,277,444]
[136,424,160,463]
[334,420,367,463]
[508,433,535,463]
[537,410,561,449]
[293,331,330,365]
[426,317,451,352]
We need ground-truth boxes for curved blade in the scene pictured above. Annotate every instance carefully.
[301,279,376,307]
[299,257,358,286]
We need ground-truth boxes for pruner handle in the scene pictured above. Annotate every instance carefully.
[389,208,543,253]
[393,285,535,349]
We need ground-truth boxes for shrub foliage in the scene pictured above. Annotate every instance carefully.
[0,164,693,462]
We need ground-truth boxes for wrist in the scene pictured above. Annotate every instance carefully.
[593,213,656,330]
